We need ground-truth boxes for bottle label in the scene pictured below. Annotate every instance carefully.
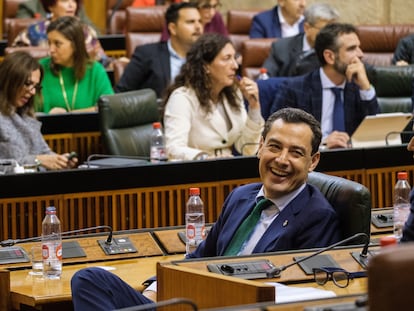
[150,146,167,163]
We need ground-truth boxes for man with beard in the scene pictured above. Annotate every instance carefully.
[115,2,203,97]
[270,23,379,149]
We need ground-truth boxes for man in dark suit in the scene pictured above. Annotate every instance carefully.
[271,23,379,149]
[114,2,203,97]
[70,108,341,310]
[263,3,339,77]
[249,0,306,39]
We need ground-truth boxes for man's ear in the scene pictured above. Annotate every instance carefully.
[257,137,264,159]
[323,49,335,65]
[308,151,320,172]
[168,22,177,37]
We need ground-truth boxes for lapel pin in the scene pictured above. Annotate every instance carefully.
[283,220,288,227]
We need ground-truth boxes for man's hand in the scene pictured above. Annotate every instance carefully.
[345,57,371,90]
[324,131,351,149]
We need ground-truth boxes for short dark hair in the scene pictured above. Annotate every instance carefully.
[47,16,90,80]
[263,108,322,155]
[40,0,82,15]
[165,2,199,25]
[315,23,358,65]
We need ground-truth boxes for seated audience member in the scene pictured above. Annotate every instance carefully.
[402,137,414,242]
[163,33,264,160]
[16,0,99,32]
[114,2,203,97]
[271,23,379,149]
[36,16,113,114]
[0,52,77,169]
[160,0,228,41]
[392,34,414,66]
[70,107,341,310]
[263,3,339,77]
[250,0,306,39]
[13,0,110,67]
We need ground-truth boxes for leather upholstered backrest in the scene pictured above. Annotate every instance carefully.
[307,171,372,243]
[98,89,160,157]
[367,65,414,113]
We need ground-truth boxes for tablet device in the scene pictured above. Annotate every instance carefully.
[351,113,412,148]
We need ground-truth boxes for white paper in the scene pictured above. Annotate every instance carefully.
[266,282,337,303]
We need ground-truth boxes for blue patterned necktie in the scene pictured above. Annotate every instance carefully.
[224,198,273,256]
[331,87,345,131]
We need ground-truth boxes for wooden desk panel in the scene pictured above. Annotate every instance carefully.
[153,229,186,255]
[2,232,164,271]
[158,247,369,310]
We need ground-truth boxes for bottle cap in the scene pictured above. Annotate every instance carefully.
[397,171,408,180]
[189,187,200,196]
[259,67,267,74]
[152,122,161,129]
[380,236,397,247]
[46,206,56,214]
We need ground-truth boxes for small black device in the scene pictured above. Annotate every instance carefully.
[0,246,30,264]
[371,212,393,228]
[67,151,78,160]
[97,236,138,255]
[207,259,276,279]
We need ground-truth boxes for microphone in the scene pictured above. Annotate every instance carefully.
[385,130,414,145]
[266,232,369,278]
[0,225,114,247]
[85,154,150,168]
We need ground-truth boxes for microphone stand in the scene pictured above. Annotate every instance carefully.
[266,232,369,278]
[0,225,113,247]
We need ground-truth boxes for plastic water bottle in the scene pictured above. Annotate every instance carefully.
[258,67,270,80]
[42,206,62,279]
[150,122,167,163]
[185,187,205,255]
[393,171,411,241]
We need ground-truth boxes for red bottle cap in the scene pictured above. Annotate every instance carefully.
[380,236,397,247]
[398,171,408,180]
[152,122,161,129]
[259,67,267,74]
[189,187,200,196]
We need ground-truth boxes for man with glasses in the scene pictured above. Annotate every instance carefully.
[263,3,339,77]
[250,0,306,39]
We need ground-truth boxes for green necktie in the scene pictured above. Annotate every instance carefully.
[224,198,273,256]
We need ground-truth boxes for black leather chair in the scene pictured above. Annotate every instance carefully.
[367,65,414,113]
[98,89,160,157]
[307,171,372,243]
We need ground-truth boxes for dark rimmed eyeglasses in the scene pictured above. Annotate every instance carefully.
[199,3,221,9]
[24,81,42,93]
[312,267,367,288]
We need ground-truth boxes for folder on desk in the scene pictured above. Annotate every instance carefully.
[351,112,413,148]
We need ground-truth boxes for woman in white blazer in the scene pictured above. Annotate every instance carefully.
[163,33,265,161]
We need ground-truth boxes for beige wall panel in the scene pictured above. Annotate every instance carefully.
[389,0,414,24]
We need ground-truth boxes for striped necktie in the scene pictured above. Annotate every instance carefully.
[224,198,273,256]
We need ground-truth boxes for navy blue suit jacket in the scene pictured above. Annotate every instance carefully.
[249,5,305,39]
[270,69,379,136]
[187,182,341,258]
[114,42,170,98]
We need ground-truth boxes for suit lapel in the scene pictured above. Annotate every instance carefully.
[253,185,310,253]
[160,43,171,87]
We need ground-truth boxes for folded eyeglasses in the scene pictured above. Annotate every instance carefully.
[312,267,367,288]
